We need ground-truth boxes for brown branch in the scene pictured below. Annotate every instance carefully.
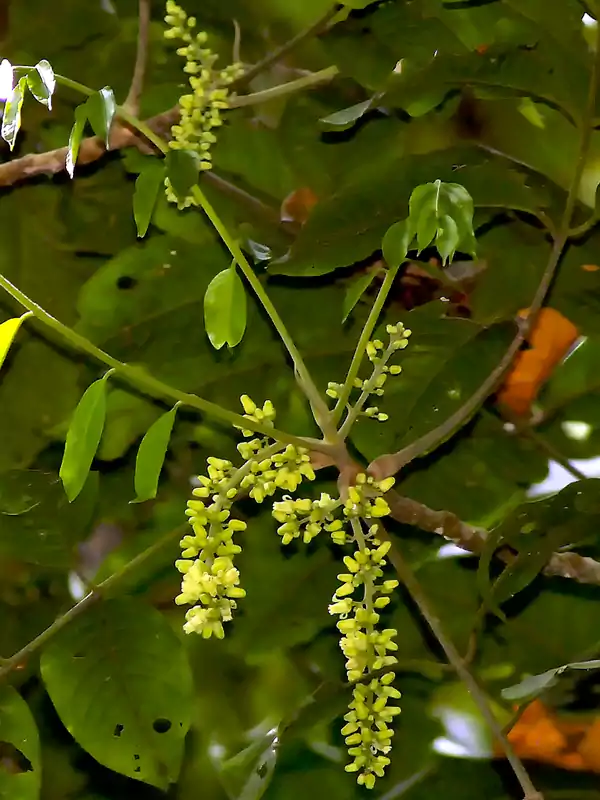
[124,0,151,115]
[385,490,600,585]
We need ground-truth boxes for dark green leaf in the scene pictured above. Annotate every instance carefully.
[342,270,377,322]
[84,87,116,146]
[26,59,55,110]
[1,76,27,150]
[382,219,413,267]
[502,660,600,702]
[40,599,194,789]
[133,164,165,238]
[59,374,111,502]
[319,98,374,132]
[133,405,178,502]
[204,265,247,350]
[165,149,199,202]
[66,104,88,178]
[0,685,41,800]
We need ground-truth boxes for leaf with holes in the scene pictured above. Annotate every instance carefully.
[133,163,165,238]
[0,684,41,800]
[1,76,27,150]
[0,313,30,373]
[40,599,194,789]
[85,87,116,146]
[26,59,55,110]
[60,374,111,502]
[66,104,88,178]
[204,265,247,350]
[133,404,178,502]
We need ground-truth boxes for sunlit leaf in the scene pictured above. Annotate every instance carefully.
[382,219,413,268]
[1,76,27,150]
[133,164,165,238]
[502,660,600,702]
[0,313,31,373]
[40,599,194,789]
[342,270,378,322]
[436,214,460,265]
[204,265,247,350]
[165,149,199,202]
[26,59,55,110]
[85,86,116,146]
[66,104,88,178]
[0,685,41,800]
[319,98,374,132]
[59,373,111,501]
[133,404,178,502]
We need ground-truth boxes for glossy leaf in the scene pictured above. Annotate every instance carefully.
[382,219,413,267]
[85,87,116,146]
[0,685,41,800]
[1,76,27,150]
[204,265,247,350]
[0,313,31,372]
[133,404,178,502]
[165,149,199,202]
[133,164,165,238]
[342,270,378,322]
[502,660,600,702]
[40,599,194,789]
[26,59,55,110]
[66,104,88,178]
[59,373,111,502]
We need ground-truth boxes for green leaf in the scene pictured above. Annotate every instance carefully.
[26,59,55,110]
[40,599,194,789]
[165,149,199,202]
[84,87,116,146]
[342,270,378,322]
[0,685,41,800]
[66,104,88,178]
[0,313,30,372]
[502,660,600,702]
[1,76,27,150]
[59,373,111,502]
[133,404,178,502]
[204,265,247,350]
[436,214,460,265]
[133,164,165,238]
[217,728,279,800]
[382,219,413,268]
[319,98,374,132]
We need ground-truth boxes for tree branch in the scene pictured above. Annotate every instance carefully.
[123,0,151,115]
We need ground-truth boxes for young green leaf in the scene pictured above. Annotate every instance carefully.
[66,104,88,178]
[60,372,111,502]
[133,405,179,502]
[0,684,41,799]
[320,98,374,132]
[436,214,460,265]
[133,164,165,238]
[165,149,199,201]
[342,270,377,322]
[40,599,194,789]
[85,86,116,146]
[0,312,31,372]
[382,219,413,267]
[204,265,247,349]
[26,59,56,110]
[1,75,27,150]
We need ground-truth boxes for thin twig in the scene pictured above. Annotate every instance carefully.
[369,19,600,482]
[124,0,151,115]
[231,3,344,89]
[378,525,543,800]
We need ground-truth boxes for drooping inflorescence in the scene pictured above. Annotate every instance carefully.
[163,0,244,206]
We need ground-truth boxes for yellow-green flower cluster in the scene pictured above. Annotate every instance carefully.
[329,526,401,789]
[327,322,411,422]
[343,473,395,520]
[272,492,345,545]
[177,495,246,638]
[164,0,244,206]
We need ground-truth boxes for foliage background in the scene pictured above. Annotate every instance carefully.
[3,1,600,798]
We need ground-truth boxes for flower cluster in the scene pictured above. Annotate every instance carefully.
[329,524,401,789]
[272,492,344,545]
[164,0,244,206]
[327,322,411,422]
